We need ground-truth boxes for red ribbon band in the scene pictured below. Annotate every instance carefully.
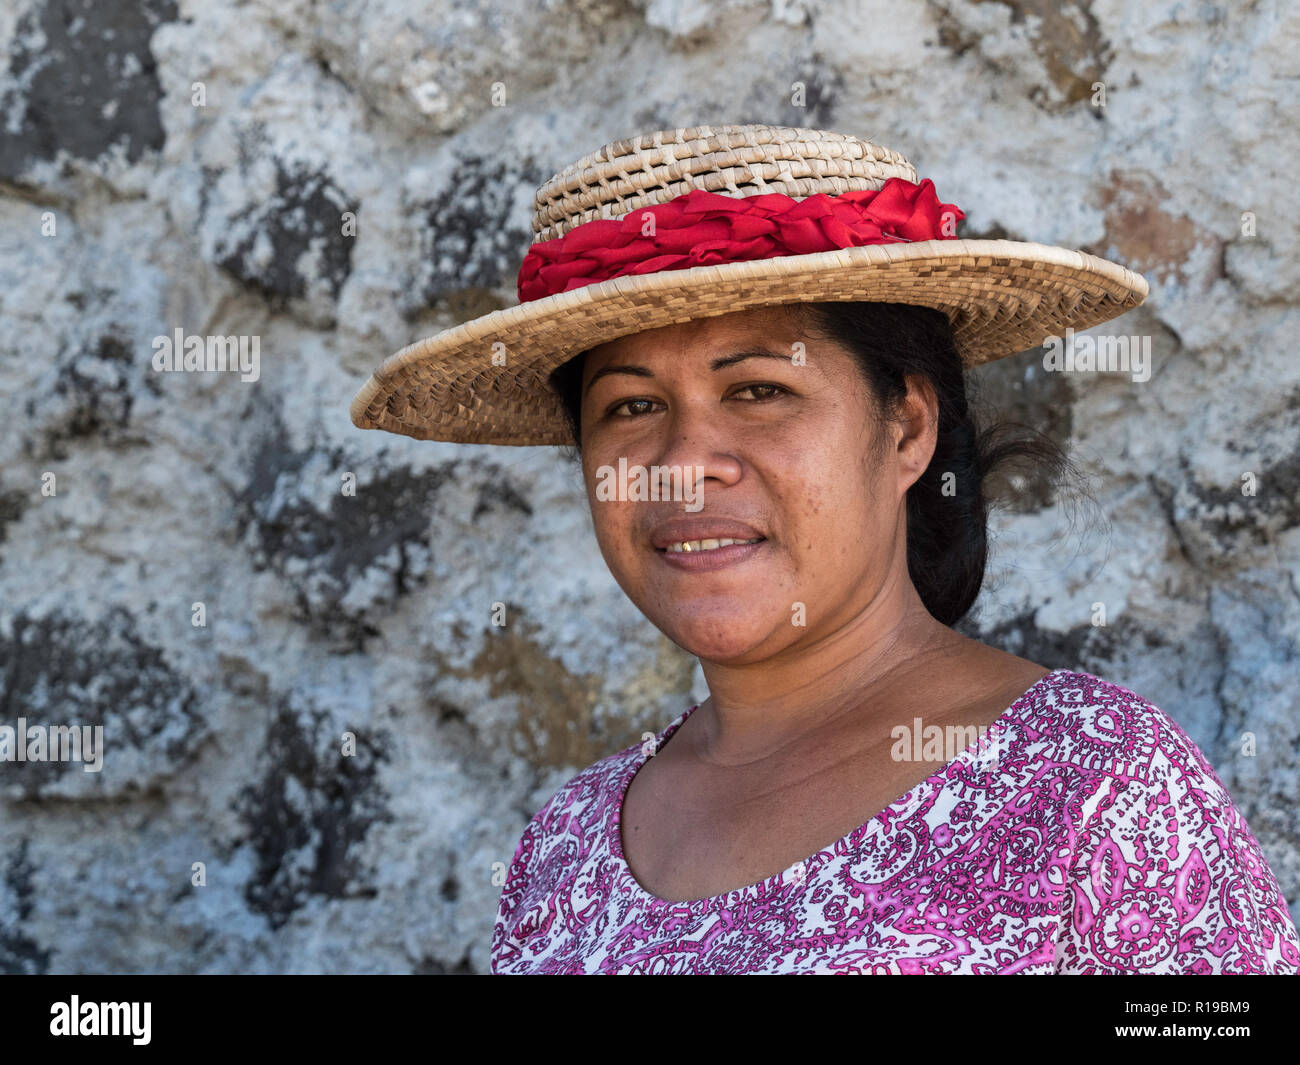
[517,176,965,304]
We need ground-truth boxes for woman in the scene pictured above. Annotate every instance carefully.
[350,124,1300,974]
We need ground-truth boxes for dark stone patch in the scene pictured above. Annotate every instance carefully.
[432,700,467,725]
[61,286,116,312]
[206,152,358,312]
[413,951,474,974]
[234,697,393,932]
[931,10,982,58]
[0,839,50,974]
[1156,443,1300,558]
[413,152,545,307]
[23,331,150,460]
[234,396,539,649]
[232,397,448,651]
[629,106,676,136]
[437,286,513,323]
[0,607,206,798]
[472,478,532,522]
[217,651,271,703]
[770,55,841,130]
[0,0,177,182]
[0,487,29,545]
[959,608,1171,667]
[959,222,1015,242]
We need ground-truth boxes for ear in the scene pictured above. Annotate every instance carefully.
[894,374,939,493]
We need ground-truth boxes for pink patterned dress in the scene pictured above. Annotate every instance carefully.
[491,669,1300,973]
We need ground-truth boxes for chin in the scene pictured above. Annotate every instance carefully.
[658,609,781,664]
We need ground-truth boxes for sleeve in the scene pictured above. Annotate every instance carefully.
[1054,715,1300,974]
[487,762,600,974]
[489,812,542,974]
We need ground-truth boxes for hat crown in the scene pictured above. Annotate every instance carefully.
[530,124,918,243]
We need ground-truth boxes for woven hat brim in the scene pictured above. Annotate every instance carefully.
[350,238,1148,446]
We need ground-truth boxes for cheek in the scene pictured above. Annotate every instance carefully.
[585,493,639,565]
[787,449,876,518]
[781,455,892,562]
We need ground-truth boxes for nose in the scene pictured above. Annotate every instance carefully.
[651,400,744,495]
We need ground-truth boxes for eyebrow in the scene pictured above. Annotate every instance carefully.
[582,347,793,397]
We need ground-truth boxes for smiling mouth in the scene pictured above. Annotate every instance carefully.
[659,536,765,553]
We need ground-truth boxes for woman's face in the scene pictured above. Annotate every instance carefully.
[577,303,937,665]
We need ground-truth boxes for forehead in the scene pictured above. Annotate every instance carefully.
[582,303,815,370]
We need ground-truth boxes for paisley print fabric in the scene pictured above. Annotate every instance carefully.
[490,669,1300,974]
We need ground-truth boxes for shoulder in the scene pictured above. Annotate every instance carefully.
[1018,668,1261,834]
[1031,667,1234,844]
[1008,668,1215,788]
[1040,671,1300,973]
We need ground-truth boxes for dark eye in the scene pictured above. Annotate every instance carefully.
[730,383,788,401]
[605,384,788,419]
[608,397,659,418]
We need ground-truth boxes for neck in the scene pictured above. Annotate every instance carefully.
[692,553,966,766]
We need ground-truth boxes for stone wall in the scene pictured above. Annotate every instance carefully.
[1,0,1296,972]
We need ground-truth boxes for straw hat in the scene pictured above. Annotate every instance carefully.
[349,124,1148,446]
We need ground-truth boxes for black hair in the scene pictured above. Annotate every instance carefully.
[547,301,1088,627]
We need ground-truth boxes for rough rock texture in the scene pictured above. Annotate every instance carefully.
[1,0,1297,973]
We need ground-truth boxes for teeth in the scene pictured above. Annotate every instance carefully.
[665,537,761,553]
